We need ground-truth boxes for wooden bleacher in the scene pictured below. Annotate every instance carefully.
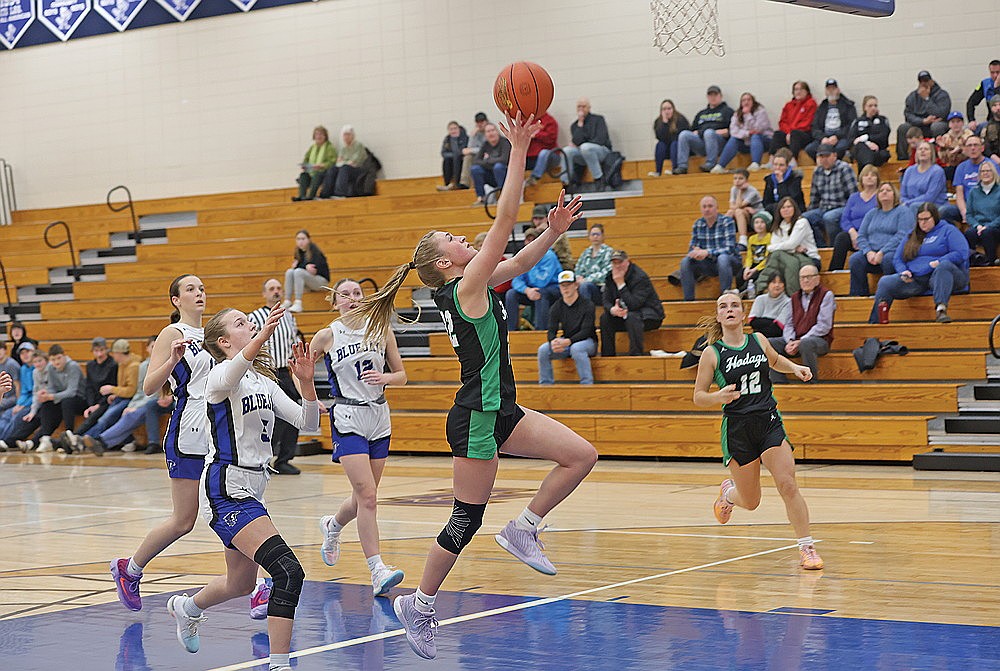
[1,154,996,462]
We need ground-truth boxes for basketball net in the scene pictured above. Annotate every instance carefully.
[651,0,725,57]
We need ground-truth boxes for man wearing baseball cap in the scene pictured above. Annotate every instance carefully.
[937,111,974,182]
[600,250,664,357]
[896,70,952,160]
[805,78,856,160]
[674,85,733,174]
[537,270,597,385]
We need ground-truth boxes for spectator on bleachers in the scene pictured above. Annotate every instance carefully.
[715,92,773,173]
[954,134,1000,225]
[756,196,820,296]
[600,250,664,357]
[899,126,928,169]
[0,343,35,451]
[869,203,970,324]
[805,79,856,160]
[0,344,19,415]
[537,270,597,385]
[966,60,1000,132]
[726,169,763,248]
[980,95,1000,163]
[320,125,368,198]
[558,98,613,190]
[747,272,792,338]
[846,95,891,169]
[900,141,961,223]
[525,112,559,186]
[473,231,512,295]
[762,148,806,215]
[293,125,336,201]
[647,99,689,177]
[828,164,881,271]
[70,337,118,446]
[459,112,489,189]
[803,145,858,247]
[3,349,47,450]
[846,182,913,296]
[768,265,835,383]
[505,228,562,331]
[7,321,38,352]
[742,210,773,297]
[437,121,468,191]
[471,123,512,206]
[531,204,574,271]
[896,71,951,160]
[574,223,613,306]
[78,339,141,455]
[963,160,1000,266]
[936,112,974,183]
[679,196,740,301]
[675,85,733,175]
[34,345,86,452]
[283,229,330,313]
[770,81,817,162]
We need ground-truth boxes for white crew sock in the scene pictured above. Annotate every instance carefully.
[269,653,290,670]
[328,516,345,532]
[182,594,204,618]
[797,536,815,549]
[366,554,384,572]
[126,557,144,577]
[514,507,543,531]
[256,576,268,587]
[738,235,748,247]
[414,588,436,612]
[724,486,736,505]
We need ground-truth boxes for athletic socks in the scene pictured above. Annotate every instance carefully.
[797,536,815,549]
[514,507,543,532]
[366,554,385,572]
[126,557,143,577]
[182,594,204,618]
[724,485,736,505]
[738,234,748,248]
[256,576,268,587]
[414,588,436,613]
[269,653,290,670]
[328,516,345,533]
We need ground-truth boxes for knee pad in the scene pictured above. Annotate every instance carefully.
[436,499,486,555]
[254,535,304,619]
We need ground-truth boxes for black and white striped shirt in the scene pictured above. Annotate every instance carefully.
[247,305,299,369]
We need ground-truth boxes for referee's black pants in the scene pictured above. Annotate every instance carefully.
[272,367,301,467]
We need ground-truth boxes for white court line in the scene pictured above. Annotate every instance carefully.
[585,529,797,542]
[204,542,801,671]
[0,511,113,531]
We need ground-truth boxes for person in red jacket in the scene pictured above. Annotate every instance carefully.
[525,113,560,185]
[769,81,817,162]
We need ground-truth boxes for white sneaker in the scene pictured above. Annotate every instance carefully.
[281,299,292,309]
[710,165,727,174]
[65,430,79,451]
[662,168,673,175]
[646,171,661,177]
[372,565,405,597]
[319,516,341,566]
[166,594,206,654]
[290,300,303,313]
[0,440,7,452]
[748,162,761,171]
[122,442,137,453]
[37,436,53,453]
[17,439,34,452]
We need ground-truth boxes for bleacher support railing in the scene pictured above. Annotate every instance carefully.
[43,221,81,281]
[106,185,140,244]
[990,314,1000,360]
[0,158,16,226]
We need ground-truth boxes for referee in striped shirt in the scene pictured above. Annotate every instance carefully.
[248,278,302,475]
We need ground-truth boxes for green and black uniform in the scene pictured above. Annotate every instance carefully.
[435,278,524,459]
[711,332,789,466]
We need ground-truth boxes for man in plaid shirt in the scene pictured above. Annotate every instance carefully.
[678,195,740,301]
[803,145,858,247]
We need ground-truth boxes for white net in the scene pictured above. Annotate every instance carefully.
[651,0,725,57]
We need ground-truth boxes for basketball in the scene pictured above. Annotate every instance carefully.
[493,61,554,120]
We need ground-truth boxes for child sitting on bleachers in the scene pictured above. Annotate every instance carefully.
[742,210,772,298]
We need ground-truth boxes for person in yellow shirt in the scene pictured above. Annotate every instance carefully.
[742,210,772,298]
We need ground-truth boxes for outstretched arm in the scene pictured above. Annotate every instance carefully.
[758,332,811,381]
[491,191,584,286]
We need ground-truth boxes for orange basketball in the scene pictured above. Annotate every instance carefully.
[493,62,554,120]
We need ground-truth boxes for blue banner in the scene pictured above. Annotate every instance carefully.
[0,0,34,48]
[93,0,145,30]
[37,0,90,40]
[153,0,197,21]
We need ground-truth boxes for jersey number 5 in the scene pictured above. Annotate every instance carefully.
[739,371,762,396]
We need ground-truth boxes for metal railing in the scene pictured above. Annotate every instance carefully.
[106,185,140,244]
[0,258,14,322]
[990,314,1000,359]
[0,158,16,226]
[43,221,81,281]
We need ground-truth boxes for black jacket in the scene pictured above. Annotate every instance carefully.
[653,114,690,144]
[570,113,612,149]
[846,114,891,150]
[603,263,664,322]
[547,297,596,343]
[762,169,806,213]
[812,95,857,140]
[440,127,469,159]
[474,137,512,167]
[84,357,118,406]
[691,103,734,134]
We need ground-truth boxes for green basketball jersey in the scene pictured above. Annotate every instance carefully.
[434,279,516,413]
[711,332,777,416]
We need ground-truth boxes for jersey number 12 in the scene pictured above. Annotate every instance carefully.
[739,371,762,396]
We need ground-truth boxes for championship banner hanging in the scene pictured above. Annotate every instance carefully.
[0,0,34,48]
[153,0,199,21]
[37,0,89,41]
[93,0,145,31]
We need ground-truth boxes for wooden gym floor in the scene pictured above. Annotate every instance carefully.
[0,452,996,670]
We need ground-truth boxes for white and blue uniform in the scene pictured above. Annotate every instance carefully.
[164,322,212,480]
[200,353,319,547]
[323,319,391,462]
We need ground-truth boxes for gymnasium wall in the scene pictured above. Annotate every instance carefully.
[2,0,996,209]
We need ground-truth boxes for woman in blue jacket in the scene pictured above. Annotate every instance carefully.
[869,203,970,323]
[964,160,1000,265]
[849,183,913,296]
[899,142,961,223]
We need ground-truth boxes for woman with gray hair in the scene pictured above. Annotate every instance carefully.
[321,124,369,198]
